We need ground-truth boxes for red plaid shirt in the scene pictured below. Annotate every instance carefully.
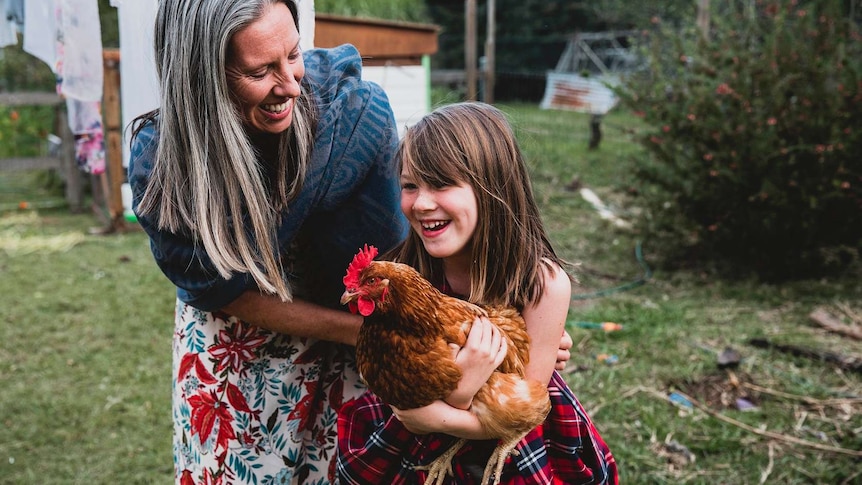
[337,371,618,484]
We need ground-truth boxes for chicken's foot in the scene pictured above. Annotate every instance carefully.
[481,433,526,485]
[416,438,467,485]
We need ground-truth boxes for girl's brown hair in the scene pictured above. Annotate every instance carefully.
[394,102,568,309]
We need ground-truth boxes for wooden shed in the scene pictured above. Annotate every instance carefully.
[314,13,439,136]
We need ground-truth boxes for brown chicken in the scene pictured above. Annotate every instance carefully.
[340,245,551,485]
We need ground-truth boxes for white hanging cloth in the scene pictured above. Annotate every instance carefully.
[23,0,105,174]
[24,0,103,102]
[0,0,22,47]
[110,0,159,168]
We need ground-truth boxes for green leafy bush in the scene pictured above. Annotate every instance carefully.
[0,105,56,158]
[617,0,862,279]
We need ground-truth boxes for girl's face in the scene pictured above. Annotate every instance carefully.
[400,167,479,263]
[226,3,304,135]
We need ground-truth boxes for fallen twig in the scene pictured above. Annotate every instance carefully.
[835,302,861,325]
[758,442,774,485]
[741,382,862,406]
[810,307,862,341]
[748,338,862,373]
[671,390,862,458]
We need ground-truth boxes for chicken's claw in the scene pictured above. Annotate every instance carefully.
[416,438,467,485]
[481,433,527,485]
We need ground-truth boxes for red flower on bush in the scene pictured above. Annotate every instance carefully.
[716,83,733,95]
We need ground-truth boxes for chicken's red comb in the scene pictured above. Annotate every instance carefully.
[343,245,378,288]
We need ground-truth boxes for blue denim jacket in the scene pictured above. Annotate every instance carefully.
[128,44,407,311]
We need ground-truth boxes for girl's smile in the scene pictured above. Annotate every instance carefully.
[400,172,478,263]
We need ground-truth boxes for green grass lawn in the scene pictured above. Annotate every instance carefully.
[1,103,860,484]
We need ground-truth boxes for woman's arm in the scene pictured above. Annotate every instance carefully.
[222,290,363,346]
[556,329,573,371]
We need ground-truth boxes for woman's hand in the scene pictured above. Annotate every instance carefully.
[445,317,507,409]
[555,329,573,371]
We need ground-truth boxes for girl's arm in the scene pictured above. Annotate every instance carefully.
[391,401,489,439]
[396,265,572,438]
[521,262,572,385]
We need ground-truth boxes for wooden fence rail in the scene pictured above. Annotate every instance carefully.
[0,91,84,212]
[0,50,127,231]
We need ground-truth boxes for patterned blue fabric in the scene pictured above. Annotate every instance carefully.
[128,44,408,311]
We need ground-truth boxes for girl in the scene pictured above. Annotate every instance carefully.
[337,102,618,484]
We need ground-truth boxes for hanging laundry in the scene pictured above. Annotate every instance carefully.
[68,98,106,174]
[4,0,23,25]
[22,1,58,76]
[55,0,103,102]
[109,0,158,170]
[0,0,22,47]
[23,0,105,174]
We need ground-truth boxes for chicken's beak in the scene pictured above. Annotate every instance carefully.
[340,289,358,305]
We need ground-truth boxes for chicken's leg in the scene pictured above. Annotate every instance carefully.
[480,433,527,485]
[416,438,467,485]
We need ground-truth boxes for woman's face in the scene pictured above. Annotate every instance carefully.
[400,167,479,264]
[226,2,304,135]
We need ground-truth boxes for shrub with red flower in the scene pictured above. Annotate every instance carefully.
[615,0,861,279]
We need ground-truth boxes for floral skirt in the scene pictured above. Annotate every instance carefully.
[171,299,365,485]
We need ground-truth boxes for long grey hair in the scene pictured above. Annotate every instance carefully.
[134,0,316,302]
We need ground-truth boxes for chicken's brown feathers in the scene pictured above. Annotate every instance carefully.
[342,249,550,448]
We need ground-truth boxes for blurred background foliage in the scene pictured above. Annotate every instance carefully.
[616,0,861,279]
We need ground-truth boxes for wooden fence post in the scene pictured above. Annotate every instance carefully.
[101,49,129,231]
[55,106,84,212]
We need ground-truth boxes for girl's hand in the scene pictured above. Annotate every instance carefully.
[555,329,573,371]
[391,401,457,435]
[391,401,487,439]
[445,317,507,409]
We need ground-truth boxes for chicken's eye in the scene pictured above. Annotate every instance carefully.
[365,277,378,285]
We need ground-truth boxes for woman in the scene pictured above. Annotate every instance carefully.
[128,1,406,483]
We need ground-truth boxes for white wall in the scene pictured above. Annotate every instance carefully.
[362,62,430,137]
